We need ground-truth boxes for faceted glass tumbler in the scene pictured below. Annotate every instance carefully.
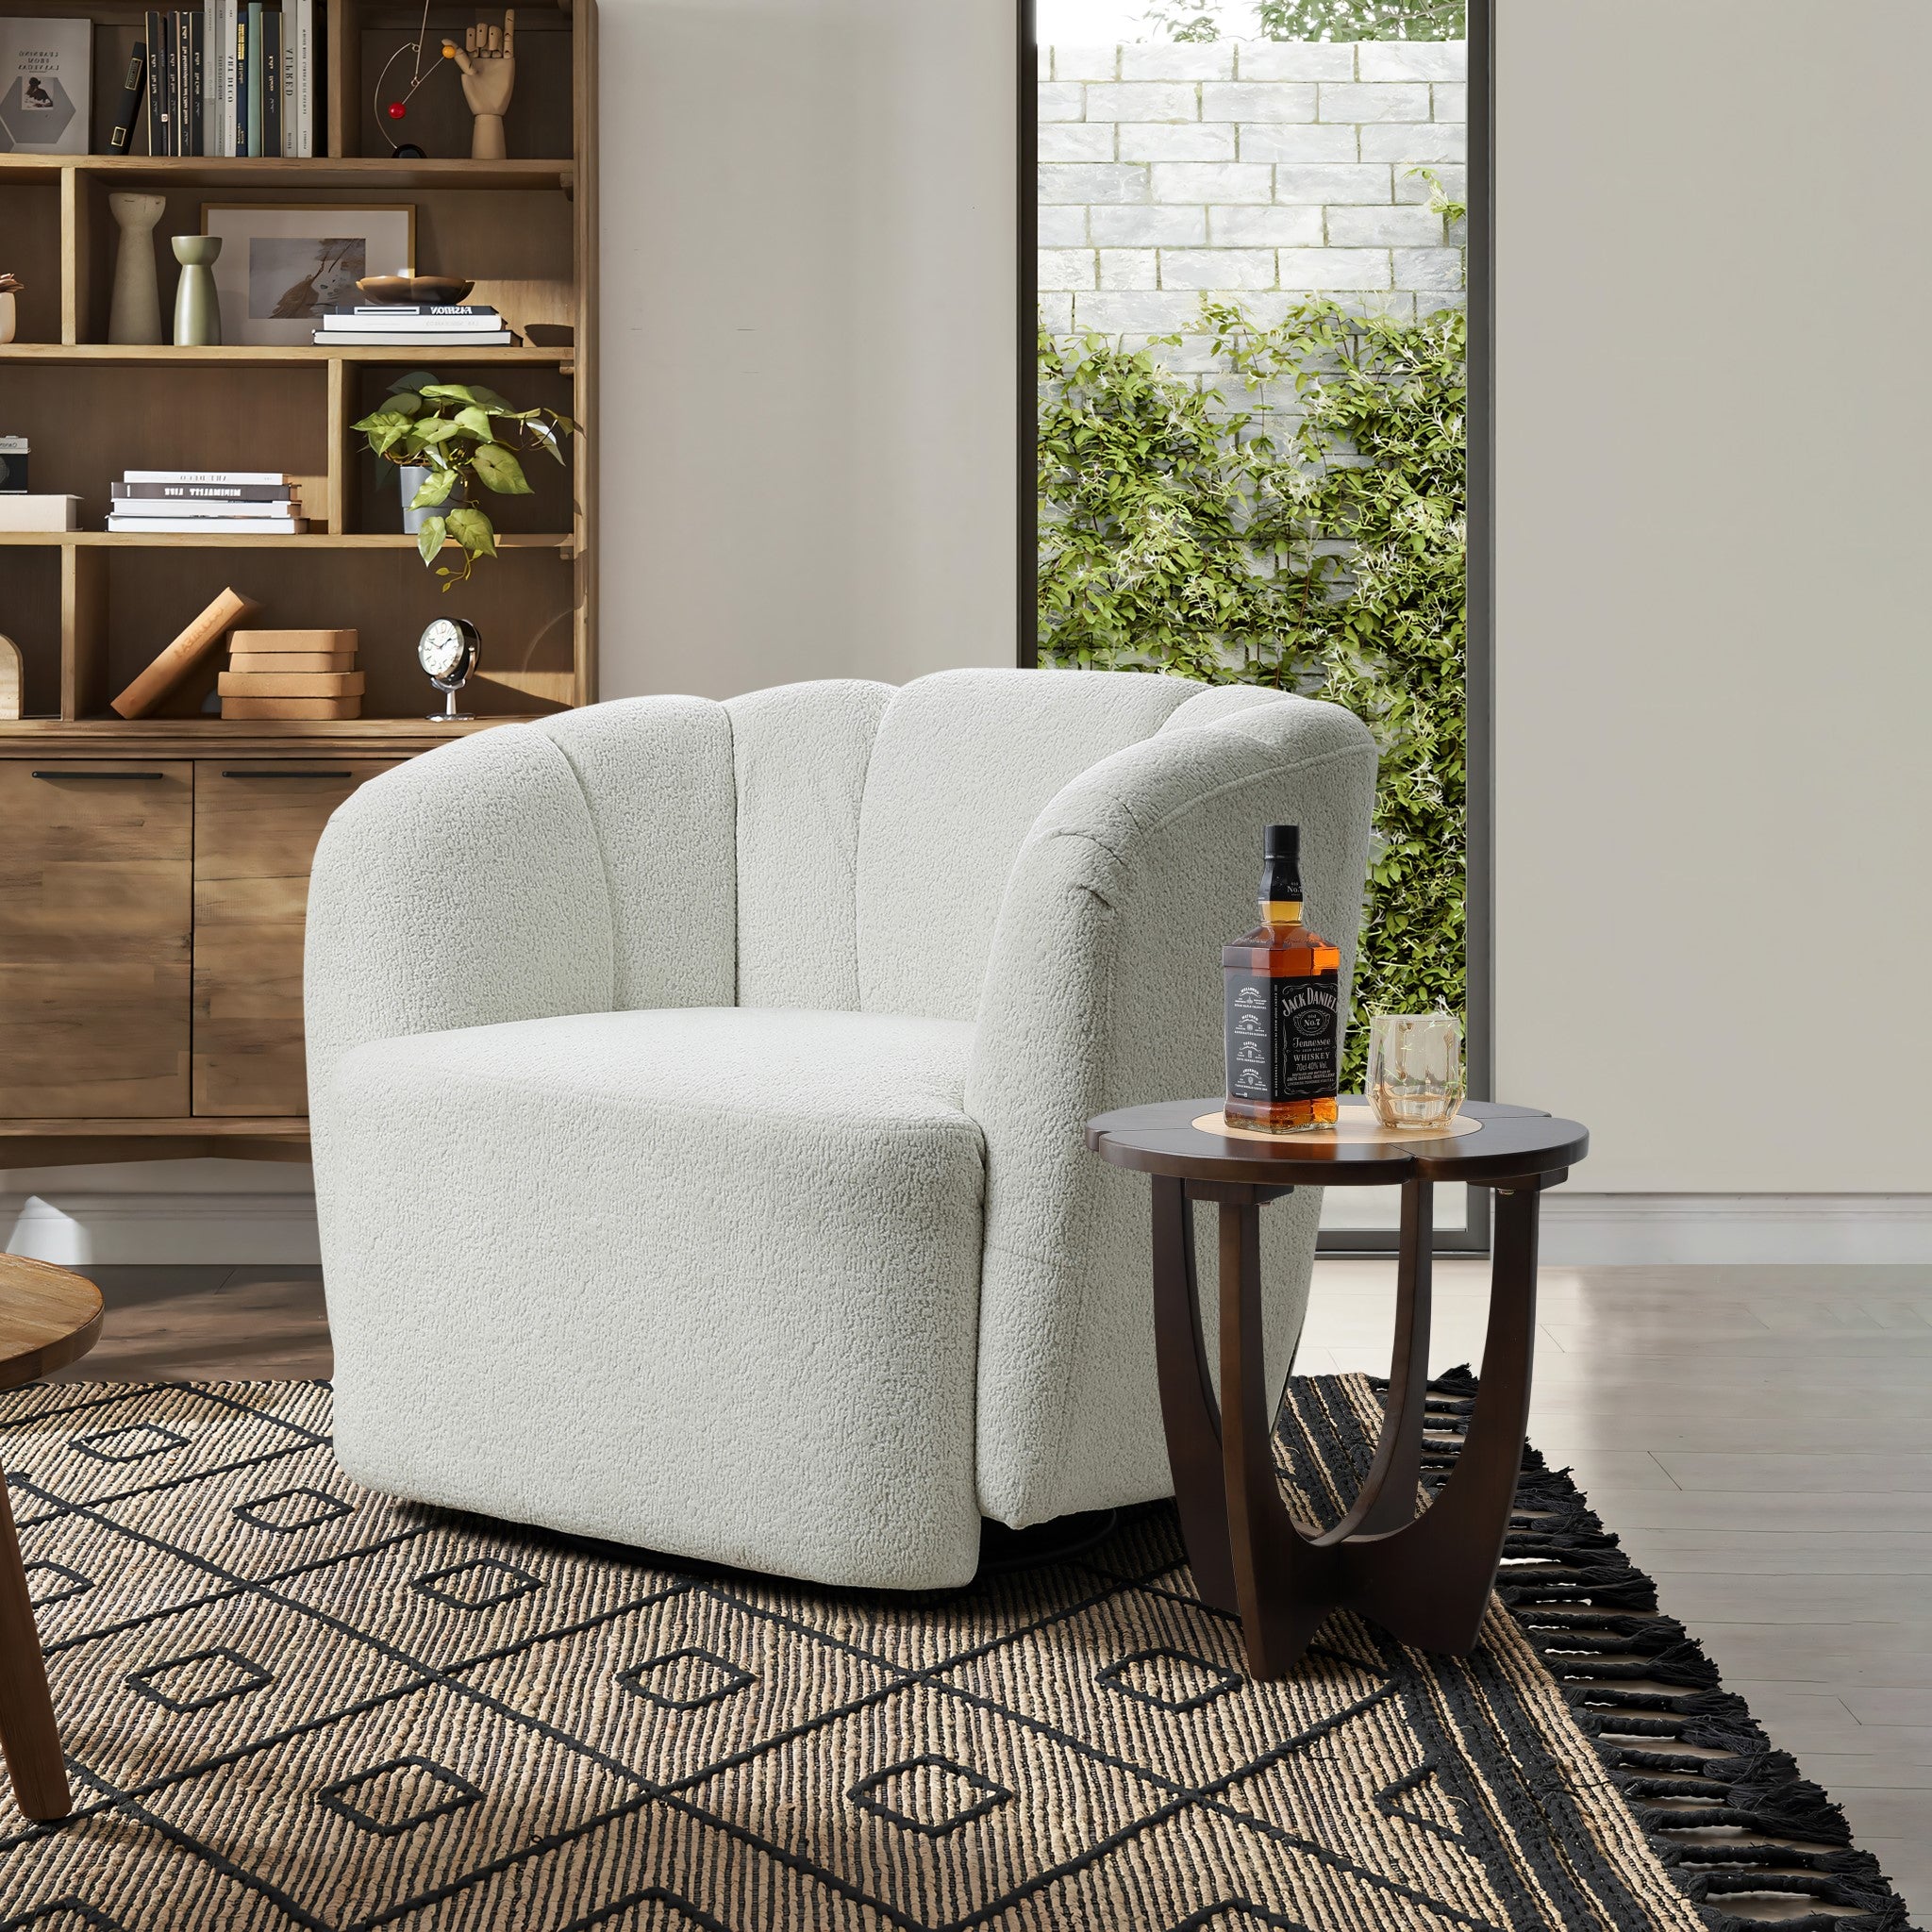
[1367,1012,1465,1129]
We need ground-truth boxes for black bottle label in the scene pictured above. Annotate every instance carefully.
[1225,970,1340,1104]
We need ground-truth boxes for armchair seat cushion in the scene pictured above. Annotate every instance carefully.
[317,1007,989,1589]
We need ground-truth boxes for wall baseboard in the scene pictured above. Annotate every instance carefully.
[1538,1193,1932,1265]
[2,1191,322,1267]
[8,1186,1931,1271]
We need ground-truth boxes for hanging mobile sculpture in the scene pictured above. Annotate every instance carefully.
[372,0,451,158]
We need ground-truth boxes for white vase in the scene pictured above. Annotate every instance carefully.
[108,192,166,346]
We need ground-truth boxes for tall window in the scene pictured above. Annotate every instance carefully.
[1035,0,1475,1242]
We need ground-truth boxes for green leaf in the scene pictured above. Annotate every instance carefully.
[415,514,447,567]
[354,409,416,457]
[469,443,532,494]
[445,505,496,558]
[411,417,464,444]
[453,406,494,441]
[407,468,457,510]
[419,382,484,407]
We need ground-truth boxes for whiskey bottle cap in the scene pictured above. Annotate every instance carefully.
[1261,824,1303,902]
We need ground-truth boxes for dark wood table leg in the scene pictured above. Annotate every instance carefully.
[1151,1175,1238,1614]
[1342,1181,1544,1654]
[1216,1191,1335,1678]
[0,1463,71,1821]
[1319,1178,1434,1544]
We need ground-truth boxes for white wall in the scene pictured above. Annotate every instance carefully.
[1493,0,1932,1197]
[8,1,1024,1268]
[596,0,1021,700]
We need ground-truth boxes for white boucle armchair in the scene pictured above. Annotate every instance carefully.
[305,669,1377,1591]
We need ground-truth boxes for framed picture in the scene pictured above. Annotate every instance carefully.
[202,203,415,347]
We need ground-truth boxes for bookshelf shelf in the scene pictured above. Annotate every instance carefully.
[0,155,572,189]
[0,0,597,1158]
[2,343,573,364]
[0,531,575,548]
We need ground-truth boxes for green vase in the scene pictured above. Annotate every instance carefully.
[171,236,223,347]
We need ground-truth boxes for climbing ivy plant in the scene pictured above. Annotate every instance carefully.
[1039,295,1467,1083]
[1146,0,1464,42]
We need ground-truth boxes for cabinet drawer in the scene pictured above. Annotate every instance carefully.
[192,761,400,1119]
[0,762,193,1118]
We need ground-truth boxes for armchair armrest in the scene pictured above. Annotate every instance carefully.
[965,691,1378,1526]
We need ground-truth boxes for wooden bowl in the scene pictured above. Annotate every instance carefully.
[356,275,476,306]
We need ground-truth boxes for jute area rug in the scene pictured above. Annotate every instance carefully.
[0,1373,1915,1932]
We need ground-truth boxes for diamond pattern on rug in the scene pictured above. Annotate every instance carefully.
[0,1377,1884,1932]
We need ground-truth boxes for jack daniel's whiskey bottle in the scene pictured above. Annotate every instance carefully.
[1223,824,1341,1133]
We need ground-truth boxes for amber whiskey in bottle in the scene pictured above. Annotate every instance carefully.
[1223,824,1341,1133]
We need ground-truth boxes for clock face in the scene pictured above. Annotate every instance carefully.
[418,618,468,681]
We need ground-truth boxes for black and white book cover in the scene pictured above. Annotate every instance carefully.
[0,17,91,154]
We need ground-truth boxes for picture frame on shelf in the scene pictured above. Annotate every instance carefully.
[202,203,417,347]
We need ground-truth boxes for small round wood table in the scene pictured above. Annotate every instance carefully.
[1087,1097,1588,1680]
[0,1255,103,1820]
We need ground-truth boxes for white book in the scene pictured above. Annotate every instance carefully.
[280,0,293,157]
[122,469,289,484]
[218,0,238,156]
[108,515,308,533]
[0,495,78,532]
[291,0,310,155]
[319,313,504,332]
[107,496,296,517]
[314,330,515,346]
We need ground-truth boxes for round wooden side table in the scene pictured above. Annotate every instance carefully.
[1087,1096,1588,1680]
[0,1255,103,1821]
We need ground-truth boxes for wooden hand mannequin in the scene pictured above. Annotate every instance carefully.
[443,11,515,160]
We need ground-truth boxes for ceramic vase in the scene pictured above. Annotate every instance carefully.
[171,236,223,347]
[0,292,14,346]
[399,463,434,535]
[108,192,166,345]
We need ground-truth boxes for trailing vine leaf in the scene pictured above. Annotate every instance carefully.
[1040,295,1468,1085]
[445,505,496,558]
[453,406,494,441]
[415,513,447,567]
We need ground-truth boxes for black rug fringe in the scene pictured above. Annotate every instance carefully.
[1383,1366,1921,1932]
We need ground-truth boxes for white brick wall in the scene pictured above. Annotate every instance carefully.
[1040,40,1468,348]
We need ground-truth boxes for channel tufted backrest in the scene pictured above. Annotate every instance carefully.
[853,669,1202,1022]
[725,678,893,1009]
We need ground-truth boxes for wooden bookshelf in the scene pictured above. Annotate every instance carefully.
[0,0,597,1164]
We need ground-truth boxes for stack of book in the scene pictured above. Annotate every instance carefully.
[108,472,307,536]
[220,628,361,720]
[124,0,314,157]
[313,304,517,349]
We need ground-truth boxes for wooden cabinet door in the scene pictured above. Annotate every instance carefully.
[0,762,193,1119]
[192,762,400,1119]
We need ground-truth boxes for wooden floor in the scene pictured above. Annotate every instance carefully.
[1302,1256,1932,1923]
[34,1257,1932,1921]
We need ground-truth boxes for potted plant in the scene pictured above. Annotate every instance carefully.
[353,372,577,585]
